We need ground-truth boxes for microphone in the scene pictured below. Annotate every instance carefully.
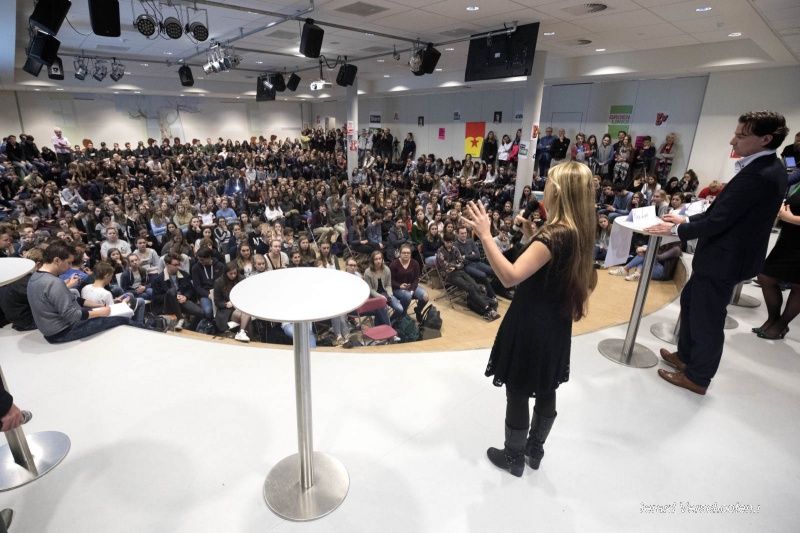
[512,198,540,233]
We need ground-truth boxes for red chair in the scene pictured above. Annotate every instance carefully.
[354,297,397,345]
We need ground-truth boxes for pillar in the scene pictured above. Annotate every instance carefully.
[514,50,547,210]
[346,80,359,176]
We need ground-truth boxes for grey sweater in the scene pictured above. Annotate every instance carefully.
[28,271,88,337]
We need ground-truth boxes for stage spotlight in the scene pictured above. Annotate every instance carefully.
[286,72,301,91]
[135,14,157,37]
[203,62,213,75]
[110,59,125,82]
[186,21,209,42]
[74,57,88,80]
[161,17,183,39]
[92,61,108,82]
[263,76,274,90]
[408,51,422,74]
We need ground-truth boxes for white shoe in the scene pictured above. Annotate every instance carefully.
[625,271,641,282]
[608,267,627,276]
[335,334,345,345]
[235,330,250,342]
[175,319,185,331]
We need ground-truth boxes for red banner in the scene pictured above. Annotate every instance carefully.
[464,122,485,157]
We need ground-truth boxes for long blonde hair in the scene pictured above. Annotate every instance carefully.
[539,162,597,321]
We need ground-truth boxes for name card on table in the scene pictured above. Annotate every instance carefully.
[628,205,659,229]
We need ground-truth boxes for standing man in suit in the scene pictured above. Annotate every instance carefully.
[647,110,789,395]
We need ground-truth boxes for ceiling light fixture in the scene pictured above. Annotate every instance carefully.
[73,57,88,80]
[695,7,712,12]
[728,32,742,37]
[186,21,209,42]
[110,59,125,82]
[135,14,157,37]
[595,48,606,52]
[445,47,455,51]
[161,17,183,39]
[92,61,108,82]
[466,6,480,11]
[544,32,555,36]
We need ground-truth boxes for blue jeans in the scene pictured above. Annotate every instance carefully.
[200,297,214,320]
[394,286,429,314]
[45,316,132,344]
[424,256,436,266]
[379,292,404,317]
[625,255,666,280]
[282,324,317,348]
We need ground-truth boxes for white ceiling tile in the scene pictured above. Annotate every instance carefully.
[670,14,728,34]
[692,30,749,44]
[631,0,688,7]
[421,0,531,23]
[627,34,701,50]
[593,23,683,42]
[533,0,644,22]
[752,0,800,10]
[769,16,800,31]
[572,9,668,32]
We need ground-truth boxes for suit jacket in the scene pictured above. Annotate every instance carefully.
[678,153,786,281]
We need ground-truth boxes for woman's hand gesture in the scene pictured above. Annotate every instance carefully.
[463,201,491,241]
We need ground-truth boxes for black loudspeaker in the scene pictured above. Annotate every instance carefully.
[89,0,121,37]
[23,57,43,77]
[256,76,275,102]
[29,31,61,67]
[48,56,65,80]
[286,73,301,91]
[272,73,286,92]
[420,45,441,74]
[336,64,357,87]
[29,0,72,35]
[300,20,323,58]
[178,65,194,87]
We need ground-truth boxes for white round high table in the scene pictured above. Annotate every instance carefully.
[598,220,678,368]
[0,258,72,491]
[230,268,369,522]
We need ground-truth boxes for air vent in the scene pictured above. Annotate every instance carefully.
[562,38,593,46]
[334,2,389,16]
[562,3,608,16]
[265,30,297,40]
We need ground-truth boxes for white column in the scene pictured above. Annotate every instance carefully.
[514,50,547,210]
[346,80,359,176]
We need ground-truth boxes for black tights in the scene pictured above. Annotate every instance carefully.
[505,387,556,430]
[757,274,800,335]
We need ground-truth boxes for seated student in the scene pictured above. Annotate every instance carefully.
[156,243,192,274]
[252,253,268,274]
[81,261,145,325]
[595,214,611,262]
[598,182,633,222]
[314,259,352,346]
[608,242,682,281]
[99,227,131,260]
[280,227,296,256]
[363,250,404,318]
[265,239,289,270]
[344,257,391,327]
[366,213,386,254]
[152,252,203,331]
[435,232,500,321]
[390,243,429,321]
[347,215,379,256]
[133,236,160,272]
[213,261,252,342]
[235,242,255,277]
[121,252,153,301]
[191,247,224,321]
[160,228,192,257]
[288,250,306,268]
[455,226,503,299]
[317,240,339,270]
[651,189,670,217]
[297,235,317,266]
[0,225,18,258]
[27,240,134,343]
[669,192,686,214]
[421,224,442,266]
[386,216,411,261]
[310,204,339,243]
[215,198,237,224]
[493,225,511,253]
[0,247,43,331]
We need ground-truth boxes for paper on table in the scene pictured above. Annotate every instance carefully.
[108,302,134,318]
[684,200,708,217]
[627,205,660,229]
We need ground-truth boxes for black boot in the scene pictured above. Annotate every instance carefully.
[487,424,528,477]
[525,411,556,469]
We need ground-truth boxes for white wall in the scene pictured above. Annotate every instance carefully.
[3,91,305,149]
[311,76,708,178]
[687,66,800,188]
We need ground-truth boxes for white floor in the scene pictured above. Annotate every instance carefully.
[0,280,798,532]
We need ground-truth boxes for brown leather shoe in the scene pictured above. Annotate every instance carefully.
[660,348,686,372]
[658,369,707,395]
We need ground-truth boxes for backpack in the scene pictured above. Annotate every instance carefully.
[420,304,442,330]
[394,314,420,343]
[152,314,175,332]
[195,319,217,335]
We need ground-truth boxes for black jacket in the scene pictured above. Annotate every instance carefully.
[152,269,195,305]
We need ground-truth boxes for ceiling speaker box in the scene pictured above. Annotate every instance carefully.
[286,73,301,91]
[271,73,286,92]
[89,0,121,37]
[256,76,276,102]
[336,64,357,87]
[29,31,61,67]
[178,65,194,87]
[48,56,65,80]
[23,57,43,77]
[420,44,441,74]
[29,0,72,35]
[300,20,323,58]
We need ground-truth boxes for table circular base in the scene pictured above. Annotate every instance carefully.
[724,315,738,329]
[598,339,658,368]
[0,431,71,492]
[264,452,349,522]
[650,322,679,345]
[731,294,761,308]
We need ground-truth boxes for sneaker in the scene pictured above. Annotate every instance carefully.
[609,267,627,276]
[175,318,185,331]
[625,271,641,282]
[482,311,500,322]
[490,310,501,321]
[234,330,250,342]
[392,336,401,343]
[335,334,345,346]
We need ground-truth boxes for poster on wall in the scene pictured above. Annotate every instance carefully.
[454,110,461,121]
[531,124,539,140]
[369,111,382,128]
[464,122,485,157]
[518,140,531,160]
[493,111,502,124]
[439,128,445,140]
[346,121,354,135]
[655,112,669,127]
[608,105,633,138]
[349,139,357,152]
[418,116,424,127]
[316,115,321,124]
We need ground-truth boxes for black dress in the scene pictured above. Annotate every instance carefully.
[762,185,800,284]
[486,231,573,397]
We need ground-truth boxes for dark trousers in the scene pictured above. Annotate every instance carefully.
[677,273,737,387]
[162,288,204,320]
[465,262,496,298]
[45,316,132,344]
[505,387,556,430]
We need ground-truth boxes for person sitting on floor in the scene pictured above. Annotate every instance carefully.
[152,252,203,331]
[212,261,252,342]
[608,242,682,282]
[435,232,500,321]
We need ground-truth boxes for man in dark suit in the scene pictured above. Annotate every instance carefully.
[647,110,789,395]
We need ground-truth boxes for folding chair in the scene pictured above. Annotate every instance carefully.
[353,297,397,345]
[433,260,467,309]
